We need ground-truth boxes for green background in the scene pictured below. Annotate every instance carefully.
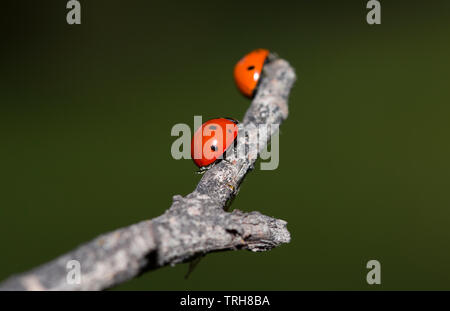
[1,0,450,290]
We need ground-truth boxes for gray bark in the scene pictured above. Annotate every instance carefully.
[0,57,296,291]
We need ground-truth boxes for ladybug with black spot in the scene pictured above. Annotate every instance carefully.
[191,117,239,172]
[233,48,270,98]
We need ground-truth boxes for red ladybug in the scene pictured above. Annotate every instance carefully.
[233,49,270,98]
[191,118,239,170]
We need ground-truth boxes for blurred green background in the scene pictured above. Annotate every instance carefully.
[1,0,450,290]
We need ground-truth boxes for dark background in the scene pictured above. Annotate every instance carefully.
[1,0,450,290]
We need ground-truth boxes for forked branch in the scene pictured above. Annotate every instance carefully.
[0,56,296,291]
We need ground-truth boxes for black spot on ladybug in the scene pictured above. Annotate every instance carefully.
[247,65,255,71]
[211,145,218,152]
[209,125,217,130]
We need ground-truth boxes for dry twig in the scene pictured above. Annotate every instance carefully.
[0,56,296,291]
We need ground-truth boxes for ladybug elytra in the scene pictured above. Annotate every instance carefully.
[233,48,270,98]
[191,118,239,170]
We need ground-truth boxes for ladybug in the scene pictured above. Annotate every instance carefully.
[233,48,270,98]
[191,117,239,171]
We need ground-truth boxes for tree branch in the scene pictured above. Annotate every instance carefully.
[0,57,296,291]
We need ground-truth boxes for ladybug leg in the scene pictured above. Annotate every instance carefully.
[196,166,209,174]
[195,162,216,174]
